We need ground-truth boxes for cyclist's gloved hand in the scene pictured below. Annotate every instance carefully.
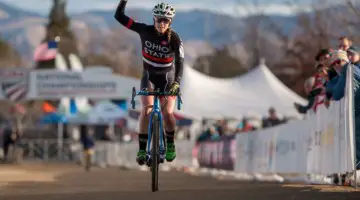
[168,82,180,95]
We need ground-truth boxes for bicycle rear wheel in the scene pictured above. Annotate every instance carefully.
[151,113,160,192]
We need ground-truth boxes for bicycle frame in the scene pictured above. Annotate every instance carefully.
[146,96,165,156]
[131,87,182,160]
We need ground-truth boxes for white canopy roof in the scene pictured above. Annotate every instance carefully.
[178,62,307,120]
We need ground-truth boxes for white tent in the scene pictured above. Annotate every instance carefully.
[178,62,307,120]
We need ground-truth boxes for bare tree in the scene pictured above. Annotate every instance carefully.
[81,27,142,77]
[236,0,264,68]
[0,37,22,68]
[193,46,247,78]
[235,0,346,96]
[346,0,360,18]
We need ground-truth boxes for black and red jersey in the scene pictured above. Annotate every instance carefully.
[114,0,184,83]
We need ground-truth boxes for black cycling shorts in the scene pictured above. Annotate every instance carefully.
[140,68,175,92]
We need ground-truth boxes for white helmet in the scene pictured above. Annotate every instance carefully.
[152,2,176,19]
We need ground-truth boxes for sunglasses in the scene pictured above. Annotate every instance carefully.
[156,17,171,24]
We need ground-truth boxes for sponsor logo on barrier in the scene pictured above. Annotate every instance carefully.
[0,69,29,102]
[196,136,235,170]
[321,124,334,146]
[276,139,296,155]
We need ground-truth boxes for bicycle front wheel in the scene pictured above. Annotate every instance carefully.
[151,113,160,192]
[84,150,92,172]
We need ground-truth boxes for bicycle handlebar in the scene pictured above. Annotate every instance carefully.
[137,91,177,96]
[131,87,183,110]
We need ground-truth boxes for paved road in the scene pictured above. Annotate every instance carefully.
[0,164,359,200]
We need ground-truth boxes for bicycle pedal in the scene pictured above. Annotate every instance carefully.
[159,154,165,163]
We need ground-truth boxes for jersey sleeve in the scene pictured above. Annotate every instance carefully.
[114,0,146,33]
[171,31,185,84]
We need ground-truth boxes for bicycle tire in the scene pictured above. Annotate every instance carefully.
[85,152,91,172]
[151,113,160,192]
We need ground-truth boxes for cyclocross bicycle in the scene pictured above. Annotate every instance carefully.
[131,87,182,192]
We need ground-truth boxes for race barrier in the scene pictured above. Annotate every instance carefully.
[193,99,357,183]
[87,140,195,169]
[192,65,358,186]
[234,102,354,175]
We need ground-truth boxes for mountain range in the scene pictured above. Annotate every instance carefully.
[0,1,303,64]
[0,1,356,65]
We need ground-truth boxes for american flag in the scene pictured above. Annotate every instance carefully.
[33,40,58,61]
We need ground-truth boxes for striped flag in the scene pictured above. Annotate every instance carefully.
[33,40,58,61]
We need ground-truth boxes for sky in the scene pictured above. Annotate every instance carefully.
[0,0,340,17]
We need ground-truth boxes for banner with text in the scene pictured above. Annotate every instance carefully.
[0,69,135,101]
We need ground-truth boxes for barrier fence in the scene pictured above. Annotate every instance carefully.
[5,139,194,170]
[192,65,358,186]
[193,101,357,185]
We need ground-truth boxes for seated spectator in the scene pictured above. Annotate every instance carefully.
[303,76,315,95]
[262,107,282,128]
[196,126,219,143]
[347,46,360,67]
[215,119,228,136]
[325,50,360,169]
[294,49,333,114]
[236,118,255,133]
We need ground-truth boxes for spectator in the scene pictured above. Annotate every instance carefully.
[80,125,95,153]
[347,46,360,67]
[236,118,255,133]
[2,127,19,163]
[325,50,360,169]
[295,49,333,114]
[215,119,227,136]
[262,107,282,128]
[196,126,219,143]
[316,48,333,64]
[303,76,315,95]
[338,36,352,51]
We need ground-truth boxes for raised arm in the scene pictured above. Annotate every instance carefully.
[114,0,146,33]
[171,31,185,83]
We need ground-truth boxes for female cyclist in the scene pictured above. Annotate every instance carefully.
[114,0,184,165]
